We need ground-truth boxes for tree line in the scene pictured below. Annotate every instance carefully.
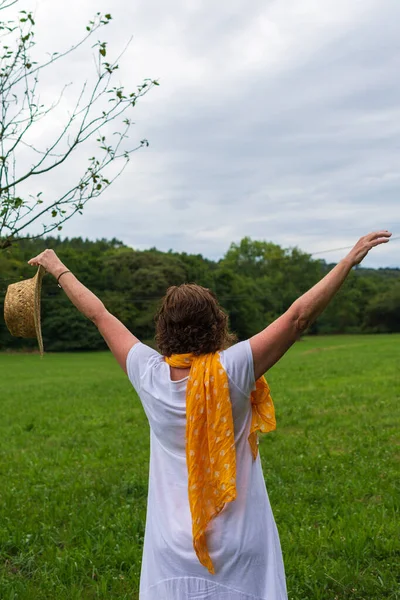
[0,236,399,351]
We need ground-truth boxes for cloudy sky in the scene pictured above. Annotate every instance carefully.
[8,0,400,267]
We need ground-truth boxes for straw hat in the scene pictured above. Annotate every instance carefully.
[4,266,46,355]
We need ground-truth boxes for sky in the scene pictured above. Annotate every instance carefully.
[6,0,400,267]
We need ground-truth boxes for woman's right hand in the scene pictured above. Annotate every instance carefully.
[28,249,67,279]
[346,230,392,266]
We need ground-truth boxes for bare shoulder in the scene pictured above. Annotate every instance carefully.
[250,310,300,379]
[95,310,140,374]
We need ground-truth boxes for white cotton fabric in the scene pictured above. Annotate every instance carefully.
[126,340,288,600]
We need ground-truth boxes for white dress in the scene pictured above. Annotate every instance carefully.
[126,340,288,600]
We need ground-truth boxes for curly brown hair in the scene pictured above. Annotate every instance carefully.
[155,283,237,356]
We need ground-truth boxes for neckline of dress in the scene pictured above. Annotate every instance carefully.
[169,375,189,383]
[166,363,190,384]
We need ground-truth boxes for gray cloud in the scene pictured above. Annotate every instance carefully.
[13,0,400,268]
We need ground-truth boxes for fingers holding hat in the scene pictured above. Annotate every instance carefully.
[28,249,65,278]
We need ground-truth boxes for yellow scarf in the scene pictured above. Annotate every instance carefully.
[165,351,276,574]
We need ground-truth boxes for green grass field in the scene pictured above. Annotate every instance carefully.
[0,335,399,600]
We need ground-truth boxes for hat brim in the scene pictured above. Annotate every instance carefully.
[4,265,45,355]
[33,265,45,356]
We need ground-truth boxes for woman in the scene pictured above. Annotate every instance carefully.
[29,230,391,600]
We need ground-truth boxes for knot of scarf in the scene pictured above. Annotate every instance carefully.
[165,351,276,574]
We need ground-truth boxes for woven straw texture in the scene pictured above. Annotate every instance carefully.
[4,266,45,355]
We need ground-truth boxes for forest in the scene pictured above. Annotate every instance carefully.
[0,236,399,351]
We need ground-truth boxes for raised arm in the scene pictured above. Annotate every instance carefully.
[27,250,139,373]
[250,230,392,379]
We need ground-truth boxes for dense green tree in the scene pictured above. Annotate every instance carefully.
[364,284,400,332]
[0,236,399,351]
[213,267,265,339]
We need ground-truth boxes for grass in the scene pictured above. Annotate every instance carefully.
[0,334,399,599]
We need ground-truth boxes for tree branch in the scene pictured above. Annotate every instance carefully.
[0,2,158,246]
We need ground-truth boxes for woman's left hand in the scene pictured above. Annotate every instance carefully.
[28,249,67,279]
